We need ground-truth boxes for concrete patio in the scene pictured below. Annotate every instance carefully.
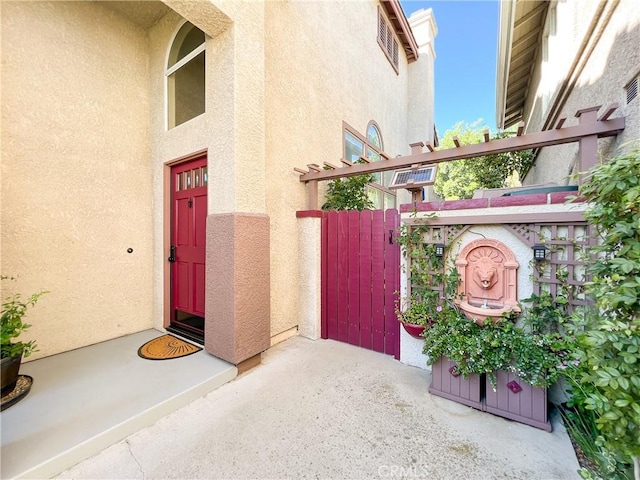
[1,330,236,479]
[39,335,581,479]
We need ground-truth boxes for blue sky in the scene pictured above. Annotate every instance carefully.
[400,1,500,135]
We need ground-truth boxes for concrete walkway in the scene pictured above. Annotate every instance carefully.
[56,336,580,479]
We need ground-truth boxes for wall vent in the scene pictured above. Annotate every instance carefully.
[389,166,437,190]
[626,76,638,104]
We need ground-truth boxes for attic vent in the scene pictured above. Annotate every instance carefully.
[377,7,399,71]
[626,77,638,104]
[389,166,438,190]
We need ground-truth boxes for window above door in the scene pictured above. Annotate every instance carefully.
[166,22,206,129]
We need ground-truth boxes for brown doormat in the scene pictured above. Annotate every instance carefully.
[138,334,202,360]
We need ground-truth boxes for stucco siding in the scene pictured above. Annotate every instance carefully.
[1,1,154,359]
[522,0,640,185]
[265,1,424,338]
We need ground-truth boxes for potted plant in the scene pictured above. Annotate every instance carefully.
[423,306,564,389]
[396,295,434,338]
[1,277,46,394]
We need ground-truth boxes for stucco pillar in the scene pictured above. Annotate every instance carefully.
[296,211,323,340]
[407,8,438,147]
[205,213,270,364]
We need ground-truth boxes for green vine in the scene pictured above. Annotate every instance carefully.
[395,213,459,327]
[563,148,640,479]
[321,160,374,211]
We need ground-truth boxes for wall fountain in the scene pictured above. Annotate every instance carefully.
[455,238,520,325]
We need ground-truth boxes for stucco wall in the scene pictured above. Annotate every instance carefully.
[266,1,432,339]
[1,1,154,359]
[522,0,640,186]
[147,1,267,334]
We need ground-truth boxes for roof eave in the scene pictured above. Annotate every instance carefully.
[496,0,516,129]
[381,0,420,63]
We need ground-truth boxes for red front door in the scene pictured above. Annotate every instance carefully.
[170,156,207,337]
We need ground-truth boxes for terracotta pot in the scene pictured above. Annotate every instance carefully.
[1,354,22,395]
[401,322,426,339]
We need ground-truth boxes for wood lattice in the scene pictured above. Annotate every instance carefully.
[410,221,597,315]
[528,223,597,313]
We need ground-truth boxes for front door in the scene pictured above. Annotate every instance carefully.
[170,156,207,340]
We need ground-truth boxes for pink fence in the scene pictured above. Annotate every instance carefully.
[322,209,400,358]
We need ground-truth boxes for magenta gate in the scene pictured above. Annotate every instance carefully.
[321,209,400,358]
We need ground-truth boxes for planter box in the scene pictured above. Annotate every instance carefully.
[429,357,482,409]
[483,370,551,431]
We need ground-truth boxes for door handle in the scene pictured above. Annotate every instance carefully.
[168,245,176,263]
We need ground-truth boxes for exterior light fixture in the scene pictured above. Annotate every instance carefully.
[434,243,445,258]
[532,244,548,261]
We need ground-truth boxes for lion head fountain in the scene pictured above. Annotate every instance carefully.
[455,238,520,325]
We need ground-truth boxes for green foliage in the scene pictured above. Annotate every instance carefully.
[521,290,570,335]
[1,276,46,358]
[559,360,634,480]
[395,213,459,324]
[321,161,374,211]
[422,311,565,388]
[434,121,534,200]
[565,148,640,476]
[396,295,434,328]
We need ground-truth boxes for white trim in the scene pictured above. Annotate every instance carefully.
[164,20,206,131]
[495,0,516,129]
[164,19,189,131]
[166,43,205,77]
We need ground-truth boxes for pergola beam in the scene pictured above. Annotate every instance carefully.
[296,115,625,183]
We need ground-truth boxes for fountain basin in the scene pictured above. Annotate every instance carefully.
[457,301,520,326]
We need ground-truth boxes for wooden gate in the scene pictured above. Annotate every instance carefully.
[321,209,400,358]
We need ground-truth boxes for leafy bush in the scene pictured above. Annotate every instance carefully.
[422,310,565,389]
[565,148,640,478]
[321,163,374,211]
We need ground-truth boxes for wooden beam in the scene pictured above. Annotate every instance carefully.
[307,164,322,172]
[298,116,625,182]
[323,161,339,169]
[340,158,353,167]
[294,167,308,175]
[513,2,547,29]
[517,122,525,136]
[555,117,567,129]
[426,143,435,152]
[307,180,318,210]
[453,137,461,148]
[483,129,490,143]
[598,103,618,121]
[511,26,542,50]
[358,156,371,164]
[409,142,424,155]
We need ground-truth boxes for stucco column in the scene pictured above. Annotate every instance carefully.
[407,8,438,147]
[296,211,323,340]
[205,213,270,364]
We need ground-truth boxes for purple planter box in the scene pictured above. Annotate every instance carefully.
[483,370,551,431]
[429,357,482,409]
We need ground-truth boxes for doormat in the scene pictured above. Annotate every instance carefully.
[138,334,202,360]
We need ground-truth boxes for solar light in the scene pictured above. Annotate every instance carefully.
[434,243,445,258]
[532,244,549,261]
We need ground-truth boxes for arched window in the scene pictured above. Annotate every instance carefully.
[166,22,205,129]
[343,121,395,210]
